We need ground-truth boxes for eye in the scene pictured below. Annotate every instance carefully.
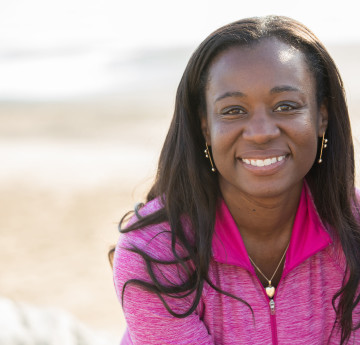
[221,106,246,116]
[273,103,297,112]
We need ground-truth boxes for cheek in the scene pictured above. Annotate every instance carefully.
[209,123,239,159]
[290,118,319,160]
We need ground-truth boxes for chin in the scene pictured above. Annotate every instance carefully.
[242,180,303,200]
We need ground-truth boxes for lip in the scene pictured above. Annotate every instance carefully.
[237,153,290,176]
[238,149,290,160]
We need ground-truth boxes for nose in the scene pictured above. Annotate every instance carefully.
[242,107,281,144]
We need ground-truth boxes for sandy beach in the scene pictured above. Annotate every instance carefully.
[1,44,360,341]
[0,97,173,339]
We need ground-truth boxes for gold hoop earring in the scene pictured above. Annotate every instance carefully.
[204,142,216,172]
[318,132,328,164]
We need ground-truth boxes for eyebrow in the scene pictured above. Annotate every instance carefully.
[214,85,302,103]
[270,85,302,94]
[215,91,245,103]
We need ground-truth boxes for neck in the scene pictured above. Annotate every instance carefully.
[220,181,303,254]
[219,180,303,287]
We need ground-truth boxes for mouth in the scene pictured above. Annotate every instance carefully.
[241,154,288,167]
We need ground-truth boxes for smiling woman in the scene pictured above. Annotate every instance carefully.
[203,38,327,201]
[111,16,360,345]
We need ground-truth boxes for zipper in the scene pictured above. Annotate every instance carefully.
[252,273,279,344]
[269,298,278,345]
[269,299,275,315]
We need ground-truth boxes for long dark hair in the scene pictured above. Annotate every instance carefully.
[113,15,360,344]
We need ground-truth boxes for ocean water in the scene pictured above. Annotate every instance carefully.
[0,44,359,102]
[0,46,193,101]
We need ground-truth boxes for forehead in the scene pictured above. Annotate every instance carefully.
[206,38,315,96]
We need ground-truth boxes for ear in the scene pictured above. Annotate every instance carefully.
[201,115,211,145]
[317,102,328,137]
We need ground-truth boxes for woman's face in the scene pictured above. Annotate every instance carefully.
[202,38,328,200]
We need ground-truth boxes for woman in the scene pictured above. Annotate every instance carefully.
[112,16,360,344]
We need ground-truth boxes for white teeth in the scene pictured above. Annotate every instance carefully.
[242,155,286,167]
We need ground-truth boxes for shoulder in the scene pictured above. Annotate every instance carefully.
[116,198,187,260]
[324,187,360,272]
[113,198,192,299]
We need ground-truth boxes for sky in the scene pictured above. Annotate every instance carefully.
[0,0,359,100]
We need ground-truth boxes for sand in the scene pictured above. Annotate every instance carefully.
[0,99,172,339]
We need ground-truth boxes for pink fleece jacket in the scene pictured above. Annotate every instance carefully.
[113,184,360,344]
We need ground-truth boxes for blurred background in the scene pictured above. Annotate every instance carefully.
[1,0,359,343]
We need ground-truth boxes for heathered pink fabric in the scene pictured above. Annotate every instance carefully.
[113,184,360,344]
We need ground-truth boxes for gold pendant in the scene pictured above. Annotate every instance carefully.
[265,284,275,298]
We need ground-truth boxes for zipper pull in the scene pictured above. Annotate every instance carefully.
[269,299,275,315]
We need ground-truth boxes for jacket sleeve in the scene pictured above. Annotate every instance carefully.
[113,230,215,345]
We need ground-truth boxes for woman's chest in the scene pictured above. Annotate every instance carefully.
[198,253,353,345]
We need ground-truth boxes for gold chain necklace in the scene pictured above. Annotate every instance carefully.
[248,242,290,299]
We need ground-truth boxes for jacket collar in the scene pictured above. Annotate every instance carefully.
[212,183,333,274]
